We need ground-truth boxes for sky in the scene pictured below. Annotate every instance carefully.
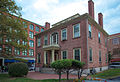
[15,0,120,35]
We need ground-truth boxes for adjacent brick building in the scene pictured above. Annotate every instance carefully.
[0,13,47,67]
[108,33,120,62]
[35,0,108,73]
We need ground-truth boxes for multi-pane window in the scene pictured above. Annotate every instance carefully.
[36,26,39,32]
[37,53,41,63]
[37,37,41,46]
[89,25,92,38]
[73,24,80,38]
[99,50,101,62]
[61,28,67,40]
[0,37,2,43]
[29,49,34,56]
[112,38,119,45]
[22,49,27,56]
[74,48,81,61]
[41,28,44,32]
[22,41,27,45]
[29,31,34,39]
[105,39,107,47]
[51,32,58,44]
[29,24,34,30]
[0,46,2,55]
[14,48,20,55]
[62,51,67,59]
[44,35,48,45]
[98,32,101,43]
[113,48,120,55]
[17,40,20,45]
[5,46,12,55]
[23,22,27,28]
[29,40,34,47]
[89,48,92,62]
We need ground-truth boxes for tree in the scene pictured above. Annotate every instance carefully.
[72,60,85,79]
[0,0,29,57]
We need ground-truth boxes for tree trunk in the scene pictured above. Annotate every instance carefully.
[78,71,80,79]
[59,72,61,82]
[66,70,69,80]
[80,69,83,78]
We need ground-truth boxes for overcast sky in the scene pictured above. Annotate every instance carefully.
[15,0,120,35]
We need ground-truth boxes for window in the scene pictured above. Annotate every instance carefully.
[23,22,27,28]
[29,40,34,47]
[62,50,67,59]
[51,32,58,44]
[0,37,2,43]
[22,49,27,56]
[5,46,12,55]
[112,38,119,45]
[41,28,44,32]
[44,35,48,45]
[22,41,27,45]
[105,39,107,47]
[73,24,80,38]
[89,48,92,62]
[29,49,34,56]
[106,54,107,62]
[36,26,39,32]
[99,50,101,62]
[0,46,2,55]
[14,48,20,55]
[29,31,34,39]
[89,25,92,38]
[37,37,41,46]
[46,52,48,64]
[37,53,41,63]
[113,48,120,55]
[61,28,67,40]
[29,24,34,30]
[17,40,20,45]
[74,48,81,61]
[98,32,101,43]
[5,38,11,43]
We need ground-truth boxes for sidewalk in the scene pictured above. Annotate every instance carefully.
[27,71,78,80]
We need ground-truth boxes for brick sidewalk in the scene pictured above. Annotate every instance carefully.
[27,72,78,80]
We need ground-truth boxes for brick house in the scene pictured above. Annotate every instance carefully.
[35,0,108,73]
[0,12,47,67]
[108,33,120,62]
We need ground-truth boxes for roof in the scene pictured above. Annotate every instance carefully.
[35,13,109,37]
[108,33,120,39]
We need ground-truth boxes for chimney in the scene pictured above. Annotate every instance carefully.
[88,0,94,19]
[45,22,50,30]
[98,13,103,28]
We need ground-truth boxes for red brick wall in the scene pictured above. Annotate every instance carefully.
[88,22,108,68]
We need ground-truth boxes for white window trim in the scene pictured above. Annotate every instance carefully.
[61,28,67,41]
[61,50,68,59]
[73,48,81,61]
[73,23,80,38]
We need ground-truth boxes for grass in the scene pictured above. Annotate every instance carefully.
[92,69,120,79]
[0,74,75,82]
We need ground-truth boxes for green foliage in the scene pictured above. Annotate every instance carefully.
[72,60,85,69]
[8,62,28,77]
[0,0,29,57]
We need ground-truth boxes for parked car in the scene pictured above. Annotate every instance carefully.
[109,62,120,68]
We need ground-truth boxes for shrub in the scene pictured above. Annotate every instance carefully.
[8,62,28,77]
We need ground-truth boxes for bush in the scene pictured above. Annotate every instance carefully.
[8,62,28,77]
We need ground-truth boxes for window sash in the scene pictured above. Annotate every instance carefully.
[62,51,67,59]
[74,48,81,61]
[37,37,41,46]
[73,24,80,38]
[29,40,34,47]
[89,48,92,62]
[29,31,34,39]
[36,26,39,32]
[29,49,34,56]
[29,24,34,30]
[62,29,67,40]
[99,51,101,62]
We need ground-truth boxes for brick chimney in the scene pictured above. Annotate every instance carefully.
[45,22,50,30]
[88,0,94,19]
[98,13,103,28]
